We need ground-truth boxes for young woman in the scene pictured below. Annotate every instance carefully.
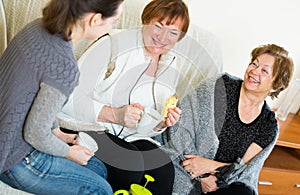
[58,0,189,194]
[0,0,123,194]
[160,44,294,195]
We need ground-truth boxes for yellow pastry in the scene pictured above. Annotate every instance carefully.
[161,96,178,119]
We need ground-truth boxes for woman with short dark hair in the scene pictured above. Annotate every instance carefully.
[59,0,190,194]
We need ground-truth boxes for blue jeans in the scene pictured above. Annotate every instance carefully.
[0,149,112,195]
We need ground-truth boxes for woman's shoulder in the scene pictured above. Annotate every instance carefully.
[219,72,242,84]
[262,103,277,126]
[255,103,278,148]
[213,73,242,96]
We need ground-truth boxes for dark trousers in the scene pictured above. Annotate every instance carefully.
[207,182,254,195]
[81,131,174,195]
[189,183,254,195]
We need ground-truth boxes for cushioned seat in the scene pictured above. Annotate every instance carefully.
[0,0,7,56]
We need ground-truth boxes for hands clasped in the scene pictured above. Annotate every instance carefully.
[182,154,219,193]
[181,154,217,178]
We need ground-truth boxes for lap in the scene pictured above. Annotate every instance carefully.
[89,132,175,194]
[207,182,254,195]
[132,140,175,195]
[91,132,145,171]
[61,129,175,194]
[0,149,112,195]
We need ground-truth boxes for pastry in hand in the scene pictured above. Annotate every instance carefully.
[161,95,178,120]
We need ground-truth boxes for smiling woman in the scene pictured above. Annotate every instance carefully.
[58,0,190,194]
[160,44,294,195]
[142,18,183,59]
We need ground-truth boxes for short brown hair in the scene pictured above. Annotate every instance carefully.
[141,0,190,40]
[250,44,294,99]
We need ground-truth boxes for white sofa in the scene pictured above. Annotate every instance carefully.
[0,0,6,55]
[0,0,222,194]
[0,0,222,69]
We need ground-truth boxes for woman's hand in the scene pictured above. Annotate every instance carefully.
[65,145,94,165]
[52,128,78,145]
[200,175,219,193]
[164,107,181,127]
[115,103,144,128]
[153,107,181,132]
[182,154,219,178]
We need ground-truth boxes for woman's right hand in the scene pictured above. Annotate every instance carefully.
[182,154,218,177]
[115,103,144,128]
[200,175,219,193]
[65,145,94,165]
[98,103,144,127]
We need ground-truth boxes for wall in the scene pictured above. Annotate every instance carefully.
[188,0,300,112]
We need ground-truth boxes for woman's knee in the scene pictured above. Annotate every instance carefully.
[79,177,113,195]
[85,156,108,179]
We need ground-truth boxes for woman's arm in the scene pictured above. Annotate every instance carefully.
[98,103,143,128]
[182,142,263,176]
[23,83,94,165]
[23,83,70,156]
[182,154,230,178]
[242,142,263,163]
[190,143,263,193]
[52,128,78,145]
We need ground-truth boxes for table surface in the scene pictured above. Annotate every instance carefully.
[276,112,300,149]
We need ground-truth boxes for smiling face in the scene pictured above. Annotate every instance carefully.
[142,17,183,57]
[244,53,276,96]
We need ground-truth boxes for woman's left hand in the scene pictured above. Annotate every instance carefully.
[164,107,181,127]
[153,107,181,132]
[182,154,218,178]
[52,128,78,145]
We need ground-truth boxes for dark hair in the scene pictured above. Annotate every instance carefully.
[42,0,123,41]
[250,44,294,99]
[141,0,190,40]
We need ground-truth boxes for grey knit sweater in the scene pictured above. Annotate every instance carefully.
[159,73,278,195]
[0,19,79,173]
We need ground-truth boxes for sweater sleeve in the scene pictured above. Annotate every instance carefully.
[24,83,69,157]
[215,131,278,195]
[161,75,220,159]
[159,74,222,194]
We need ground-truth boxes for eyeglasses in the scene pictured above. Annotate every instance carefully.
[152,24,181,40]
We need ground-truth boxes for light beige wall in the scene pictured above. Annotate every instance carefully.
[188,0,300,112]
